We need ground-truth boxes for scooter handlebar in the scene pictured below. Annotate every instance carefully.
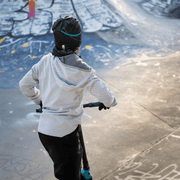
[83,102,100,108]
[36,102,101,113]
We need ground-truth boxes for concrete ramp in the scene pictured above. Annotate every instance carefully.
[1,0,180,88]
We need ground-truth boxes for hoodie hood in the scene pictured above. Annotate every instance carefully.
[49,53,93,91]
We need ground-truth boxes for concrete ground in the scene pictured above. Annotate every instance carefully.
[1,53,180,180]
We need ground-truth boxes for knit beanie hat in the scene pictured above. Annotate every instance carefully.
[52,16,82,51]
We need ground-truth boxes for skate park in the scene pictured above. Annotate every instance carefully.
[1,0,180,179]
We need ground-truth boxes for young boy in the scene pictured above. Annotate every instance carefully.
[19,16,117,180]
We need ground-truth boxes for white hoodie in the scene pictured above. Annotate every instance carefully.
[19,53,117,137]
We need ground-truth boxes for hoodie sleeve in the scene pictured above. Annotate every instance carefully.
[85,71,117,108]
[19,64,41,105]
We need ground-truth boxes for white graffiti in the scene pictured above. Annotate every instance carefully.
[0,36,24,48]
[79,44,119,63]
[0,154,49,179]
[0,0,122,37]
[28,40,50,53]
[0,36,54,64]
[72,0,122,32]
[115,158,180,180]
[140,0,180,17]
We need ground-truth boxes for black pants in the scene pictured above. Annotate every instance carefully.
[38,125,85,180]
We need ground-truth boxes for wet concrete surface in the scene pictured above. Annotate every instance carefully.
[1,53,180,179]
[1,0,180,180]
[104,128,180,180]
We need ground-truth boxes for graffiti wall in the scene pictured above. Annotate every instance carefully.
[0,0,129,89]
[0,0,178,88]
[0,0,122,37]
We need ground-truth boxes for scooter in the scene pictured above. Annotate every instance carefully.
[36,102,101,180]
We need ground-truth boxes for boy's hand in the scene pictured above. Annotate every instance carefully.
[98,103,110,111]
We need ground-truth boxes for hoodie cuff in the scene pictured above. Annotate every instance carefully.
[34,98,42,105]
[29,88,41,105]
[110,98,117,107]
